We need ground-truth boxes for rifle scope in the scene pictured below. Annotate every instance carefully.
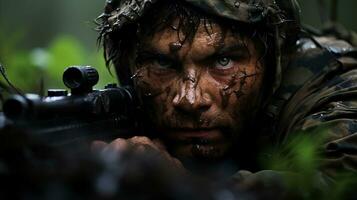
[63,66,99,94]
[3,66,136,120]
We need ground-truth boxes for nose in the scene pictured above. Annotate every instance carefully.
[172,70,212,114]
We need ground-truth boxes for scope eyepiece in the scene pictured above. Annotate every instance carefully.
[63,66,99,93]
[3,95,29,119]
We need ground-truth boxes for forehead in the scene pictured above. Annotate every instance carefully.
[138,19,249,55]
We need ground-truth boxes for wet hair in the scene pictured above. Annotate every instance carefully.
[98,0,275,86]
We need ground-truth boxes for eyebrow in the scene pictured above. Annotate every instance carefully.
[137,47,178,61]
[137,46,165,55]
[137,42,249,61]
[215,43,249,55]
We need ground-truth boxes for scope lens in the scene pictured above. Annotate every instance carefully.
[63,67,83,89]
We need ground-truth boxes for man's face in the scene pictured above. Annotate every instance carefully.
[131,19,265,163]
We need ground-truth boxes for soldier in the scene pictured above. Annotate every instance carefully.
[94,0,357,196]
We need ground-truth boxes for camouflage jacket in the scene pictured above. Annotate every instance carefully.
[230,34,357,198]
[276,35,357,175]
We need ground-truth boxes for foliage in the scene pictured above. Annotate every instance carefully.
[0,31,116,93]
[261,127,356,200]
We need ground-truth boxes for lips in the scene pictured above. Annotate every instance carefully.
[166,128,224,141]
[164,128,230,160]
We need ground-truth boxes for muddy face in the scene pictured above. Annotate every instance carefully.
[131,19,265,165]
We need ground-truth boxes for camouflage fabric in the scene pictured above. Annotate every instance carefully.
[229,36,357,197]
[273,35,357,177]
[184,0,294,24]
[102,0,296,28]
[103,0,157,32]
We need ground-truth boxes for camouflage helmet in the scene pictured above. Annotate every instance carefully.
[97,0,301,92]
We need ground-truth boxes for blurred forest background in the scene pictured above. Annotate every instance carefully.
[0,0,357,92]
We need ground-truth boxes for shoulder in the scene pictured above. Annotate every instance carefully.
[273,34,357,137]
[280,35,356,98]
[269,35,357,177]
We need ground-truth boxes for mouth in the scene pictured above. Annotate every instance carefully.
[164,128,230,160]
[166,128,225,143]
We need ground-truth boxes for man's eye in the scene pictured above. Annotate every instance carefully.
[154,58,173,68]
[136,53,176,70]
[215,57,233,69]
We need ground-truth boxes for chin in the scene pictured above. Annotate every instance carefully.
[169,142,231,162]
[161,127,234,161]
[170,143,239,177]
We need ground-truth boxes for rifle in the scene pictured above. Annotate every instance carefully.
[0,66,138,147]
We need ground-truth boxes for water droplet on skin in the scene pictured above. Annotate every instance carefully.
[169,42,182,52]
[130,74,138,79]
[170,25,178,30]
[198,138,209,145]
[144,93,152,97]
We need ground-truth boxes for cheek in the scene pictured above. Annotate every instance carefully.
[133,67,176,97]
[217,65,265,121]
[133,67,178,124]
[210,64,263,108]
